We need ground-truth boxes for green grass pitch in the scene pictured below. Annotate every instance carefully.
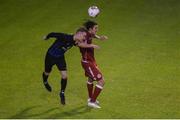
[0,0,180,118]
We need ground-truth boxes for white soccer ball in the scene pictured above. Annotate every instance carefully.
[88,6,100,17]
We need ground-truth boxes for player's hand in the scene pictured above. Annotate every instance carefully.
[99,35,108,41]
[92,44,100,49]
[43,35,48,40]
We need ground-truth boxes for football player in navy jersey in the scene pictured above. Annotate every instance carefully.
[42,28,99,105]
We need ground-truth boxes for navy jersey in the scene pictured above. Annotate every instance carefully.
[45,32,76,57]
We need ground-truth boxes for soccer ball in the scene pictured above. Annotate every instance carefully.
[88,6,100,17]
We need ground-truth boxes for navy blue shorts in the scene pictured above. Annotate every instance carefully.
[44,53,67,72]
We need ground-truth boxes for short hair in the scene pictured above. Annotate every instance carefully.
[76,27,88,33]
[83,20,98,30]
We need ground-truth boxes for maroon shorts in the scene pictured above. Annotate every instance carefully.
[81,60,103,81]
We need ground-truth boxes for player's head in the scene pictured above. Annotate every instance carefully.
[74,27,87,42]
[83,20,98,35]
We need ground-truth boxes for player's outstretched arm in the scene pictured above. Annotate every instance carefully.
[77,42,100,49]
[43,32,62,40]
[95,34,108,41]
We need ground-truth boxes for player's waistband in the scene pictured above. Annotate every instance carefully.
[47,52,65,58]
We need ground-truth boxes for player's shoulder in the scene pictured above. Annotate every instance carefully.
[59,33,74,42]
[50,32,68,35]
[56,32,73,38]
[59,32,73,37]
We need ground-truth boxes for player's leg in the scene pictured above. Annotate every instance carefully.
[87,77,93,100]
[81,61,94,101]
[91,78,105,103]
[42,72,52,92]
[42,53,54,92]
[88,64,104,108]
[87,77,100,104]
[88,78,104,109]
[59,70,67,105]
[56,55,67,105]
[60,71,68,94]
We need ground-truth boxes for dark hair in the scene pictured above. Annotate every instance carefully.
[76,27,88,33]
[83,20,98,30]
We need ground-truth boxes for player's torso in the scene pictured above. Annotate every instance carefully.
[48,35,74,57]
[80,33,95,62]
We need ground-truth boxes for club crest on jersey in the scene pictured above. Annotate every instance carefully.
[97,74,102,79]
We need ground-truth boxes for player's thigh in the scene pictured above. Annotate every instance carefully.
[89,63,103,81]
[82,62,103,81]
[55,56,67,71]
[45,53,55,73]
[81,62,92,77]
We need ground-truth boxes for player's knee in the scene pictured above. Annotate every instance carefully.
[61,75,67,79]
[44,71,50,76]
[61,73,67,79]
[98,79,105,86]
[101,80,105,86]
[88,77,93,83]
[60,70,68,79]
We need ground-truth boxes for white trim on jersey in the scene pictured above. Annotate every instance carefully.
[96,84,103,89]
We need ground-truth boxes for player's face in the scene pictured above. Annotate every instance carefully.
[90,25,98,35]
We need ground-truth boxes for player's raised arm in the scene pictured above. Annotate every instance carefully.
[94,34,108,41]
[43,32,63,40]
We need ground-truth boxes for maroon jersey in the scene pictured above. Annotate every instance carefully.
[79,32,95,63]
[80,32,103,80]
